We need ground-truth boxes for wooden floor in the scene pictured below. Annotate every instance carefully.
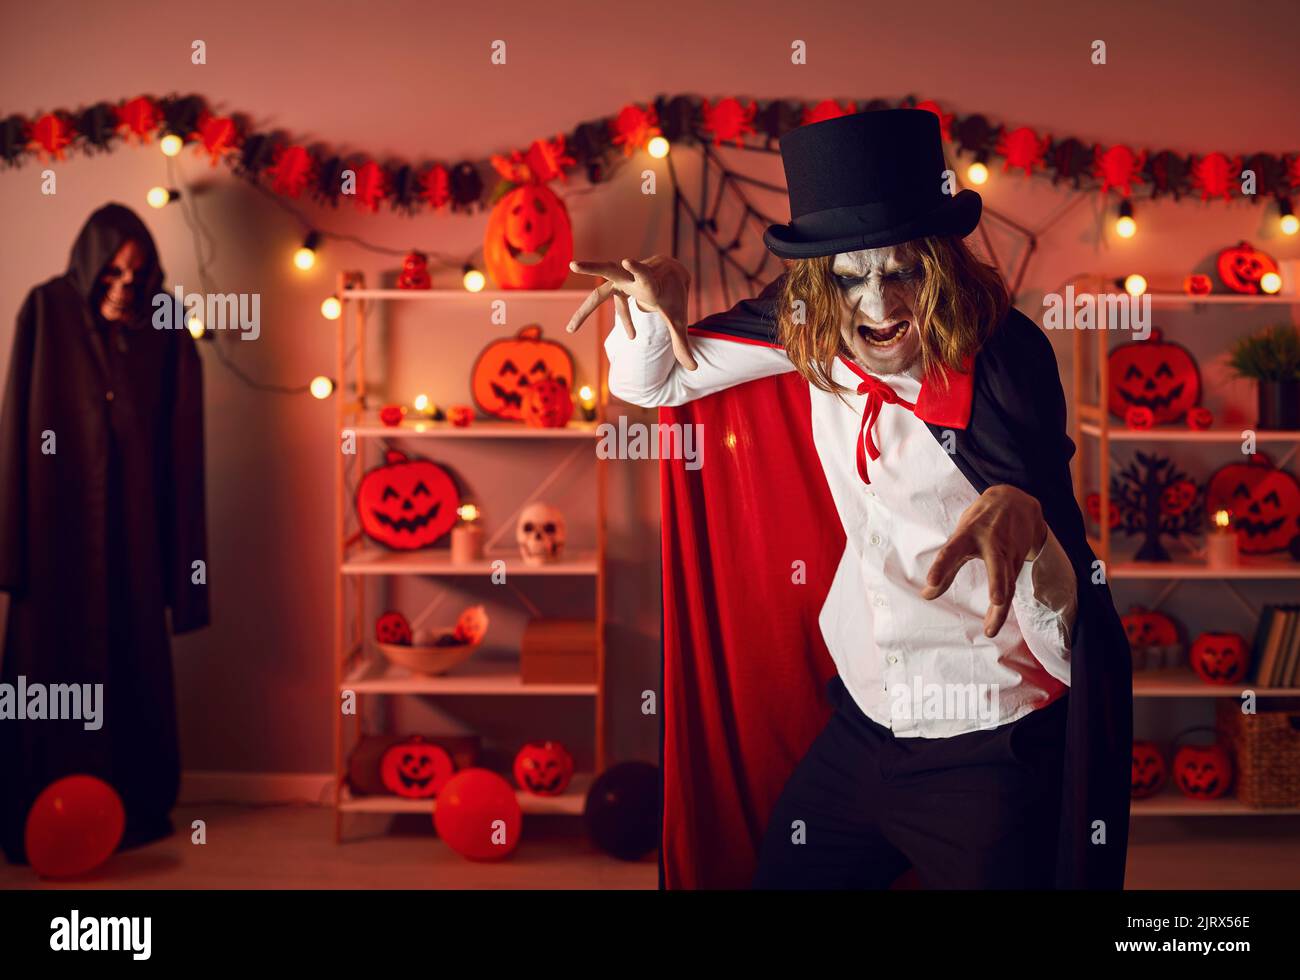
[0,804,657,890]
[2,805,1296,889]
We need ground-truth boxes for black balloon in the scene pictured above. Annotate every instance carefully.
[584,762,659,861]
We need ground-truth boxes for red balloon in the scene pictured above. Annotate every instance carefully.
[433,769,521,861]
[25,775,125,878]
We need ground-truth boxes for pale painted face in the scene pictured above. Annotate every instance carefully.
[98,240,146,322]
[832,244,923,376]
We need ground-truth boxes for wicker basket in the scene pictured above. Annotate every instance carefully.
[1216,699,1300,807]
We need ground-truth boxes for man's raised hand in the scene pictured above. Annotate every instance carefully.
[565,255,697,371]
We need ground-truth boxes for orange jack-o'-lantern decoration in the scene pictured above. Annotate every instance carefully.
[448,405,474,427]
[512,740,575,796]
[380,737,454,799]
[1131,741,1167,799]
[523,378,574,428]
[483,182,573,290]
[1186,407,1213,430]
[1107,329,1201,425]
[375,610,412,645]
[452,605,489,645]
[1182,273,1212,297]
[1124,406,1154,430]
[397,250,431,289]
[1159,479,1198,517]
[1121,606,1179,650]
[356,450,459,550]
[1205,455,1300,554]
[1188,632,1249,685]
[1215,240,1279,295]
[471,325,575,421]
[1172,740,1233,800]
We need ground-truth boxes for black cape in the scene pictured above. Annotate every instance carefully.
[0,203,209,862]
[690,275,1134,889]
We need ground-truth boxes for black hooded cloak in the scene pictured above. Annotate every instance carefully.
[0,203,209,862]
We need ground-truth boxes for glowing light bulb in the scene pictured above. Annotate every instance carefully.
[457,503,480,522]
[186,311,205,339]
[966,160,989,186]
[1123,274,1147,296]
[578,384,595,406]
[320,296,342,320]
[146,186,176,209]
[293,232,320,271]
[1259,271,1282,294]
[1280,199,1298,236]
[159,134,183,157]
[1214,509,1231,530]
[462,266,486,292]
[647,136,670,159]
[309,376,335,399]
[413,393,430,413]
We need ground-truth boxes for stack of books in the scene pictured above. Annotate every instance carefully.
[1250,604,1300,687]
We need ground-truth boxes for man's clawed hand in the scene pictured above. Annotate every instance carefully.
[565,255,697,371]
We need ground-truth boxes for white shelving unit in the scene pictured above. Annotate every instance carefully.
[1067,279,1300,819]
[330,275,612,840]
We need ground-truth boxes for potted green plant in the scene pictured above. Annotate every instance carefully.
[1228,324,1300,430]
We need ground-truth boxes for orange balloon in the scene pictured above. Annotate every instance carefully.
[433,769,521,861]
[25,775,125,878]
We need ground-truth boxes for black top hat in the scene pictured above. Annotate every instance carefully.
[763,108,981,259]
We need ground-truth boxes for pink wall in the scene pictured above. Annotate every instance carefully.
[2,0,1298,774]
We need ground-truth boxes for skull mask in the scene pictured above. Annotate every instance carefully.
[95,239,147,322]
[516,502,566,565]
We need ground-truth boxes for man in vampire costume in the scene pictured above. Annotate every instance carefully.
[0,203,209,862]
[567,109,1132,889]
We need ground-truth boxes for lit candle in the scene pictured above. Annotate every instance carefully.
[451,504,484,564]
[578,384,597,422]
[1205,509,1238,568]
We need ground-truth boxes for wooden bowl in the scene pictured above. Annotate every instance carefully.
[377,634,479,675]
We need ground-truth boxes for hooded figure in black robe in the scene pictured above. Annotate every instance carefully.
[0,203,209,863]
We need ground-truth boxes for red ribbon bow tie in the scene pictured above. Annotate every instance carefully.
[854,374,916,485]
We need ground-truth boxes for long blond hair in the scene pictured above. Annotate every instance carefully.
[776,235,1008,393]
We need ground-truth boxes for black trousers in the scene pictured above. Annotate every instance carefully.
[753,675,1068,890]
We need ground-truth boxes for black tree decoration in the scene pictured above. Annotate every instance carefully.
[1110,451,1203,562]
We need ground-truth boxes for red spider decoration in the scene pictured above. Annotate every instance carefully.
[996,126,1050,176]
[700,98,757,148]
[610,104,661,157]
[265,145,316,198]
[912,100,953,141]
[190,111,239,166]
[352,160,389,212]
[1190,152,1241,202]
[29,113,76,161]
[116,96,162,143]
[420,163,451,210]
[1093,144,1147,197]
[523,135,574,184]
[802,99,856,126]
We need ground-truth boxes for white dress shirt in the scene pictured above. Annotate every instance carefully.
[607,298,1075,737]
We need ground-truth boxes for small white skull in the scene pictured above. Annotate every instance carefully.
[516,502,566,565]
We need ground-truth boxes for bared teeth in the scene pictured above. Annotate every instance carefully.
[858,320,910,345]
